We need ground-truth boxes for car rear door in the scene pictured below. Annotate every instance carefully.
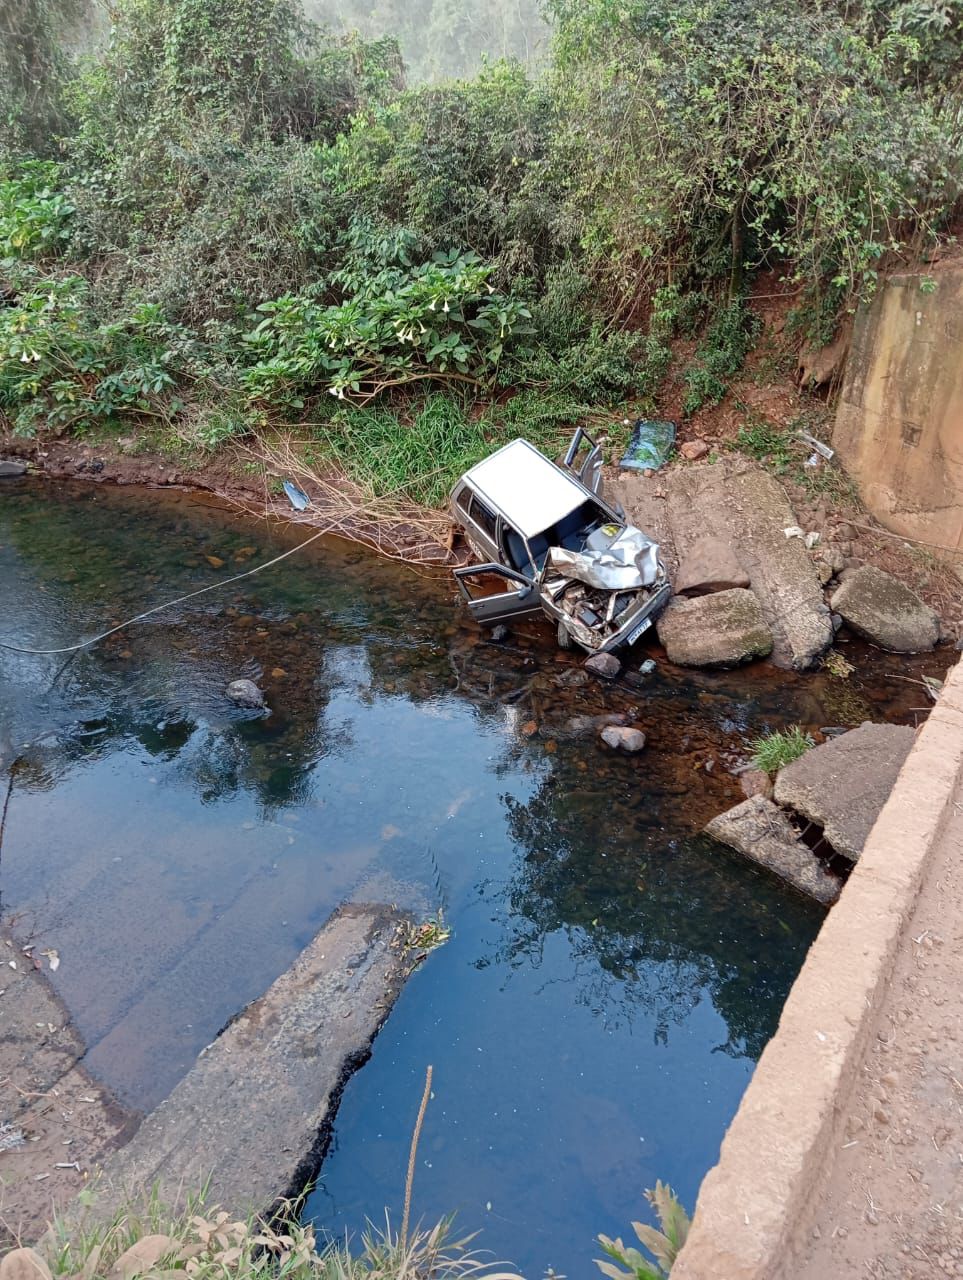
[453,564,545,627]
[563,427,604,495]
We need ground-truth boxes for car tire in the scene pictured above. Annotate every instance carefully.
[557,619,573,650]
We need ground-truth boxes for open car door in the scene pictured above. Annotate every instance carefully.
[563,427,603,495]
[453,564,545,628]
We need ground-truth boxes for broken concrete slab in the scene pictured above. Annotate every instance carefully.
[830,564,940,652]
[774,721,916,862]
[611,457,833,669]
[657,589,773,668]
[674,535,750,596]
[70,903,413,1224]
[705,795,842,905]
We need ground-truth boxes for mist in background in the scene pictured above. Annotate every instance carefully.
[304,0,551,82]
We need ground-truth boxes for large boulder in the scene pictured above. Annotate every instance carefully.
[774,721,915,862]
[674,535,750,596]
[705,795,841,905]
[0,459,27,478]
[830,565,940,652]
[657,588,773,668]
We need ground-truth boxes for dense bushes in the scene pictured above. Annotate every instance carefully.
[1,0,960,502]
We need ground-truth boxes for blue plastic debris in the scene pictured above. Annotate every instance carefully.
[282,480,311,512]
[619,419,676,472]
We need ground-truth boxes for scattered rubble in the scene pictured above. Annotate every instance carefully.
[830,565,940,652]
[679,439,709,461]
[657,588,773,667]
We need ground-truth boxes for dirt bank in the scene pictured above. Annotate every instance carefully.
[0,929,137,1244]
[0,433,455,565]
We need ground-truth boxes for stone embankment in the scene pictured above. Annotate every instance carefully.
[672,657,963,1280]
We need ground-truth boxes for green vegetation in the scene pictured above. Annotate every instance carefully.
[1,0,960,505]
[750,726,815,774]
[21,1193,517,1280]
[596,1181,691,1280]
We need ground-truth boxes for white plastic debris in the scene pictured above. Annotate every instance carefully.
[805,531,821,549]
[784,526,805,539]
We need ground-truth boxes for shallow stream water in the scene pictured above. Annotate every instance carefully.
[0,479,945,1277]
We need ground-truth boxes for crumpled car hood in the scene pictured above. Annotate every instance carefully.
[547,524,661,591]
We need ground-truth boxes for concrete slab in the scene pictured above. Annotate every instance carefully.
[773,721,916,861]
[71,903,413,1222]
[705,795,841,905]
[657,589,773,668]
[612,458,833,669]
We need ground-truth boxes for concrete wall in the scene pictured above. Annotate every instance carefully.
[834,265,963,552]
[671,657,963,1280]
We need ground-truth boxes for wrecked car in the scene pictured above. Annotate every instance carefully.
[450,430,671,653]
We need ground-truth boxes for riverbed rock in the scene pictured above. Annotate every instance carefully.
[705,795,841,905]
[773,721,916,862]
[680,439,709,461]
[656,589,774,668]
[739,768,774,800]
[66,904,412,1222]
[584,652,621,679]
[566,712,629,735]
[829,565,940,652]
[610,456,833,669]
[0,459,27,478]
[225,678,266,708]
[600,725,646,752]
[674,535,750,596]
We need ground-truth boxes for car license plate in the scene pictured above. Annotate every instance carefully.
[627,617,652,644]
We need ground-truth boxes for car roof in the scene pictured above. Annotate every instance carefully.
[463,439,589,539]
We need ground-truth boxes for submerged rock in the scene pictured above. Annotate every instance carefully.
[600,724,647,752]
[657,588,773,668]
[226,678,266,709]
[705,795,841,905]
[584,652,621,679]
[830,565,940,652]
[674,535,751,596]
[773,721,915,862]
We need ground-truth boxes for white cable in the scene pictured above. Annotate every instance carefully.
[0,525,331,655]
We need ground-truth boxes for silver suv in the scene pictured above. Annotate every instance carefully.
[450,430,671,653]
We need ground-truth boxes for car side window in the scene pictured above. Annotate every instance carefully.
[471,496,497,541]
[455,487,472,517]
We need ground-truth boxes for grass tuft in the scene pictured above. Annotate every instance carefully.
[749,726,814,774]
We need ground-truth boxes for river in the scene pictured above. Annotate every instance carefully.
[0,478,940,1276]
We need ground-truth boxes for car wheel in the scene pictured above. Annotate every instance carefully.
[557,619,573,650]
